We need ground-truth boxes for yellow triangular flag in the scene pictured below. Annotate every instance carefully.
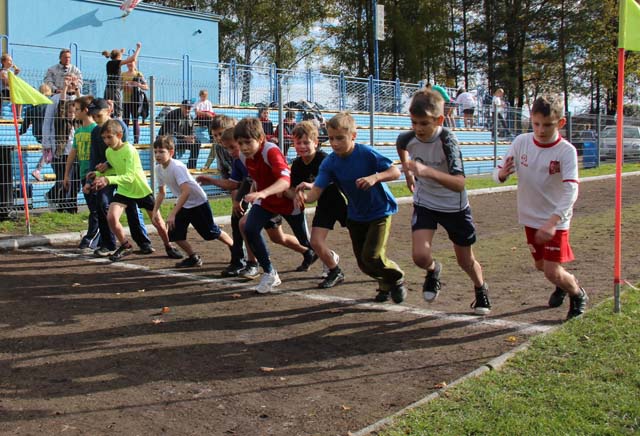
[619,0,640,51]
[8,71,52,105]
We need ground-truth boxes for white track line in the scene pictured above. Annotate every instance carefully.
[31,246,551,335]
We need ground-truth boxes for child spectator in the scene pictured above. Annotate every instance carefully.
[102,42,141,118]
[291,121,347,288]
[49,90,80,213]
[194,89,216,126]
[0,53,21,118]
[397,89,491,315]
[494,95,588,320]
[258,107,277,143]
[63,95,98,251]
[152,135,233,268]
[274,110,296,158]
[197,127,256,277]
[27,83,54,181]
[88,120,182,262]
[203,115,235,175]
[299,112,406,303]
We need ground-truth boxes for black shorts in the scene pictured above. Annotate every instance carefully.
[312,202,347,230]
[169,202,222,242]
[463,108,475,115]
[411,205,477,246]
[112,193,155,211]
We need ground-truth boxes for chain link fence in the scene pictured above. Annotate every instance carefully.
[2,64,640,220]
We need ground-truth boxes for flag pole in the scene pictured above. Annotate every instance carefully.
[613,47,625,313]
[11,103,31,235]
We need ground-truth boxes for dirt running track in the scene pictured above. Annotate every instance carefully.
[1,176,640,436]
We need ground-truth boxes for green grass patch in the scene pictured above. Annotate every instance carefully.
[381,289,640,436]
[1,162,639,236]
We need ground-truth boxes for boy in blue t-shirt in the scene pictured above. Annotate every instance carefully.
[299,112,406,303]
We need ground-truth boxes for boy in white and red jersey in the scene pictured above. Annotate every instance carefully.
[494,95,588,320]
[234,117,304,294]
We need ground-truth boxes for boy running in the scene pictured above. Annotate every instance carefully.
[494,95,588,320]
[299,112,406,303]
[152,135,233,267]
[290,121,347,288]
[397,89,490,315]
[88,120,182,262]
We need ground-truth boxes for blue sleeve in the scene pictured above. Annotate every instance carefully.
[229,158,247,182]
[314,156,333,189]
[372,147,394,173]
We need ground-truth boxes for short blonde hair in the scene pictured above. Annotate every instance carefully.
[326,112,356,134]
[221,127,235,142]
[292,121,319,142]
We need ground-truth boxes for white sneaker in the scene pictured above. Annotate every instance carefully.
[321,251,340,278]
[256,270,281,294]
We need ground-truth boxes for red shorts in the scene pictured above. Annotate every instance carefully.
[525,226,574,263]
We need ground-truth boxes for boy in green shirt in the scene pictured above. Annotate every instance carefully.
[63,96,97,252]
[88,120,182,262]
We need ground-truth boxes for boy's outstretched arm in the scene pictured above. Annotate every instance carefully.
[355,164,401,190]
[396,147,415,192]
[300,185,324,204]
[196,175,239,192]
[244,178,290,203]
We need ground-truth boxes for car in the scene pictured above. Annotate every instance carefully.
[599,126,640,161]
[570,130,597,156]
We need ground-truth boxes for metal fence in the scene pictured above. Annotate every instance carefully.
[1,65,640,221]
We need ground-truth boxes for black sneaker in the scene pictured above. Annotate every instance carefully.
[165,245,184,259]
[318,267,345,289]
[548,286,567,308]
[566,288,589,320]
[109,242,133,262]
[470,283,492,315]
[374,290,390,303]
[296,249,319,272]
[139,244,155,255]
[423,261,442,302]
[221,261,245,278]
[176,254,202,268]
[390,281,407,304]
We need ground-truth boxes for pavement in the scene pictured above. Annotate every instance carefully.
[2,171,638,253]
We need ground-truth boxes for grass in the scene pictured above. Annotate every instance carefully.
[1,162,639,237]
[380,288,640,436]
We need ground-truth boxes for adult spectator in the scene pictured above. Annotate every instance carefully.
[121,60,148,144]
[158,99,201,169]
[455,88,477,128]
[43,49,83,94]
[102,42,141,118]
[491,88,510,138]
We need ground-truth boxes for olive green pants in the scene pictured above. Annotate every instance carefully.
[347,215,404,292]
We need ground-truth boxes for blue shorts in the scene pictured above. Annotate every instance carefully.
[169,202,222,242]
[411,205,477,247]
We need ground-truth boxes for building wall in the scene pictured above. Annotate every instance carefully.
[4,0,219,101]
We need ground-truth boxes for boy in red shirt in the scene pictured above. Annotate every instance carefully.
[235,118,299,294]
